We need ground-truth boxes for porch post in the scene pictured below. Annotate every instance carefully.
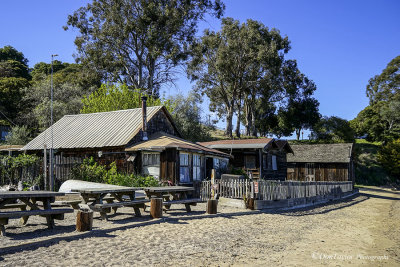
[259,149,262,179]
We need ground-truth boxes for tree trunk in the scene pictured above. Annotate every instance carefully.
[235,105,241,138]
[225,105,234,138]
[245,102,251,136]
[296,128,301,140]
[251,108,257,137]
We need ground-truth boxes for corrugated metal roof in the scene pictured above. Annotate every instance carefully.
[126,132,230,158]
[198,138,274,150]
[287,143,353,163]
[22,106,164,150]
[0,145,24,151]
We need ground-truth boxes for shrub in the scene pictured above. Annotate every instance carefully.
[0,154,40,186]
[377,139,400,181]
[70,157,159,187]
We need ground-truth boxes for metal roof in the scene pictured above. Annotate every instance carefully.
[126,132,230,158]
[22,106,166,150]
[199,138,276,150]
[287,143,353,163]
[0,145,23,151]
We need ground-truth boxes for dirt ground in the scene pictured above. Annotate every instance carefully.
[0,187,399,266]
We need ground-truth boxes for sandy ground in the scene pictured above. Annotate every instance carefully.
[0,187,399,266]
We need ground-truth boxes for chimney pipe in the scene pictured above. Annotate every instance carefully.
[141,96,148,141]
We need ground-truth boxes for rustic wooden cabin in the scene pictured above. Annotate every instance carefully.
[198,139,293,180]
[286,143,355,182]
[22,97,228,187]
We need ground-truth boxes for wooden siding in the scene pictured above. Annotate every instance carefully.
[287,162,351,181]
[128,110,179,145]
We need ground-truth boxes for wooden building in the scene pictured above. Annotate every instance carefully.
[198,139,293,181]
[286,143,354,182]
[22,97,228,186]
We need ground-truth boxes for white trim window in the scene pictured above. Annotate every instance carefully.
[180,153,190,183]
[193,154,202,181]
[142,152,160,179]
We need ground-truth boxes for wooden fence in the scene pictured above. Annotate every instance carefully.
[200,179,353,201]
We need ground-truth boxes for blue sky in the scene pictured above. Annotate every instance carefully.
[1,0,399,133]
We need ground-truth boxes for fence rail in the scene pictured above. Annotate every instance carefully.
[200,179,353,201]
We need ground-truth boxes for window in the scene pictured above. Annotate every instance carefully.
[180,153,190,183]
[142,152,160,179]
[193,154,202,181]
[245,155,256,169]
[143,153,160,166]
[272,155,277,170]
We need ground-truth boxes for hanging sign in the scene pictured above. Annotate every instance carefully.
[254,181,259,194]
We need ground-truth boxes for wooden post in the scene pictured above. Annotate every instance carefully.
[207,199,218,214]
[150,198,163,218]
[76,209,93,232]
[211,169,216,199]
[43,144,47,190]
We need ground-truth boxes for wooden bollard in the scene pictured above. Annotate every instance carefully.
[76,209,93,232]
[207,199,218,214]
[150,198,163,218]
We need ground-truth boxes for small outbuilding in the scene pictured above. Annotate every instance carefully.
[286,143,354,182]
[199,138,293,180]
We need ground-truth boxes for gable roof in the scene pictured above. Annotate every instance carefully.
[199,138,282,150]
[126,132,230,158]
[22,106,179,151]
[287,143,353,163]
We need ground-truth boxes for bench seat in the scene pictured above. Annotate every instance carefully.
[93,199,149,209]
[0,203,27,209]
[163,198,201,205]
[0,208,73,219]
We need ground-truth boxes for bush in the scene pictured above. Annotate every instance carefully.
[70,157,159,187]
[0,154,40,186]
[378,139,400,181]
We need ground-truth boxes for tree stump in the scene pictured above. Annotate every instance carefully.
[150,198,163,218]
[76,209,93,232]
[207,199,218,214]
[247,198,255,210]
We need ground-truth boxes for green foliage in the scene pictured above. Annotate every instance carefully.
[0,46,31,123]
[0,154,40,186]
[65,0,224,96]
[377,139,400,180]
[168,91,212,142]
[81,83,173,114]
[4,125,31,145]
[366,55,400,104]
[70,157,159,187]
[312,116,355,142]
[20,80,93,132]
[353,139,391,186]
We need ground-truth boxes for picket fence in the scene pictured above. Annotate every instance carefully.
[200,179,353,201]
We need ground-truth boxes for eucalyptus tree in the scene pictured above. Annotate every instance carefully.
[65,0,224,97]
[188,18,290,137]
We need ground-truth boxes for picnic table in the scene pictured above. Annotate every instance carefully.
[0,191,73,236]
[72,187,148,220]
[144,186,201,212]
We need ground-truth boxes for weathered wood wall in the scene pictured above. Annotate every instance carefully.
[287,162,351,181]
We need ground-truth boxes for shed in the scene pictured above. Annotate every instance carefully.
[198,138,293,180]
[286,143,354,182]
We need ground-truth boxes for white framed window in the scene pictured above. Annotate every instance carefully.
[142,152,160,179]
[193,154,202,181]
[143,153,160,166]
[180,153,190,183]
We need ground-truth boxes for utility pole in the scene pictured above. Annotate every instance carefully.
[50,54,58,191]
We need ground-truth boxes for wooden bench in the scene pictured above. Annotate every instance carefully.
[163,198,202,212]
[92,199,149,219]
[0,208,73,236]
[53,200,82,209]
